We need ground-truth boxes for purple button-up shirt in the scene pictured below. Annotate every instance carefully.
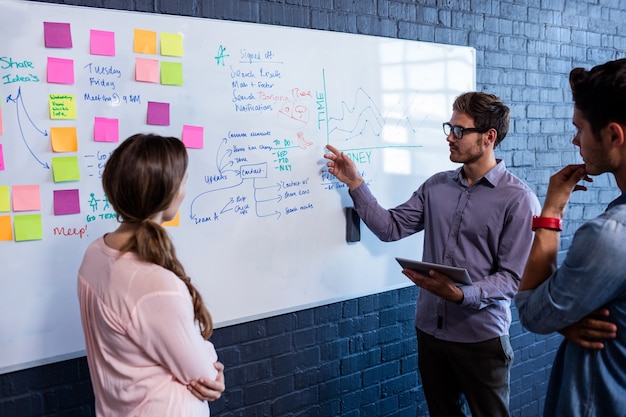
[349,160,540,342]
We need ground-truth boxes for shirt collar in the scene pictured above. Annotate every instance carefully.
[454,159,506,187]
[607,191,626,210]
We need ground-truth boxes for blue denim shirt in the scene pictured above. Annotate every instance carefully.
[350,160,541,342]
[515,192,626,417]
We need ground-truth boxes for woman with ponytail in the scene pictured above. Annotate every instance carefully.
[78,134,224,416]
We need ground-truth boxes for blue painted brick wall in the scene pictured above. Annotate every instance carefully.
[2,0,624,415]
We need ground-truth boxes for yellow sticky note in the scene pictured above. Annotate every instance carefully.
[160,32,183,57]
[50,126,78,152]
[160,61,183,85]
[0,215,12,241]
[162,210,180,227]
[0,185,10,212]
[51,156,80,182]
[49,94,76,119]
[133,29,157,54]
[12,185,40,211]
[14,214,43,241]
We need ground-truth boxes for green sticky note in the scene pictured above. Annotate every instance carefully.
[14,213,43,241]
[52,156,80,182]
[0,185,9,212]
[161,61,183,85]
[160,32,183,57]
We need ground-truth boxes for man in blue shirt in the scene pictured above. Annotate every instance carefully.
[325,92,541,417]
[516,58,626,416]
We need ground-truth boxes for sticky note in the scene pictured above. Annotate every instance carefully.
[0,215,12,241]
[160,32,183,57]
[133,29,157,54]
[47,57,75,84]
[51,156,80,182]
[161,61,183,85]
[0,186,9,212]
[94,117,119,142]
[12,185,40,211]
[182,125,204,149]
[49,94,77,120]
[14,214,43,241]
[135,58,159,83]
[50,127,78,152]
[44,22,72,48]
[162,211,180,227]
[0,144,4,170]
[90,29,115,56]
[53,189,80,215]
[147,101,170,126]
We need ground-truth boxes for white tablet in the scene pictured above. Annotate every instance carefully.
[395,257,472,285]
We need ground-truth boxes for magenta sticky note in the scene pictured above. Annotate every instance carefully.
[94,117,119,142]
[0,144,4,171]
[147,101,170,126]
[182,125,204,149]
[47,57,75,84]
[53,189,80,215]
[90,30,115,56]
[44,22,73,48]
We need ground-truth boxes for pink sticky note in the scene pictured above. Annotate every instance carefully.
[44,22,72,48]
[135,58,159,83]
[147,101,170,126]
[0,144,4,170]
[12,185,41,212]
[47,57,75,84]
[94,117,119,142]
[182,125,204,149]
[90,30,115,56]
[53,189,80,215]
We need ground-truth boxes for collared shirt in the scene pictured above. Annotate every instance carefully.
[515,192,626,417]
[350,160,540,342]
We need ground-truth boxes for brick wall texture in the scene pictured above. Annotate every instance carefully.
[2,0,624,416]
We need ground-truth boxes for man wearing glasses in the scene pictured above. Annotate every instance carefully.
[324,92,540,417]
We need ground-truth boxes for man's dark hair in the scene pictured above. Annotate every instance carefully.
[453,92,510,148]
[570,58,626,137]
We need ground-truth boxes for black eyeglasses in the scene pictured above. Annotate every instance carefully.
[442,122,488,140]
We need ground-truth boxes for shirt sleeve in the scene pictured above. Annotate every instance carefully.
[127,289,219,384]
[515,215,626,333]
[349,181,425,242]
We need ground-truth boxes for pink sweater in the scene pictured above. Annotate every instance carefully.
[78,236,218,417]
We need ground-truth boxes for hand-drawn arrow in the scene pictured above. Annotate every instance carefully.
[6,86,50,169]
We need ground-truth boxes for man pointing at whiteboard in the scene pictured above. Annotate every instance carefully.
[324,92,539,417]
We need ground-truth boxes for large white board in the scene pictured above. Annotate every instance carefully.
[0,0,475,373]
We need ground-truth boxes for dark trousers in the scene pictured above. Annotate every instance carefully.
[416,329,513,417]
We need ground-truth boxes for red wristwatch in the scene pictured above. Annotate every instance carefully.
[531,216,563,231]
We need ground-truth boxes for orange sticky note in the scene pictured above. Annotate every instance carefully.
[133,29,157,54]
[162,211,180,227]
[12,185,40,212]
[0,215,12,241]
[50,127,78,152]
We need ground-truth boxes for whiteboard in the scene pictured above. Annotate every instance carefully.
[0,0,475,373]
